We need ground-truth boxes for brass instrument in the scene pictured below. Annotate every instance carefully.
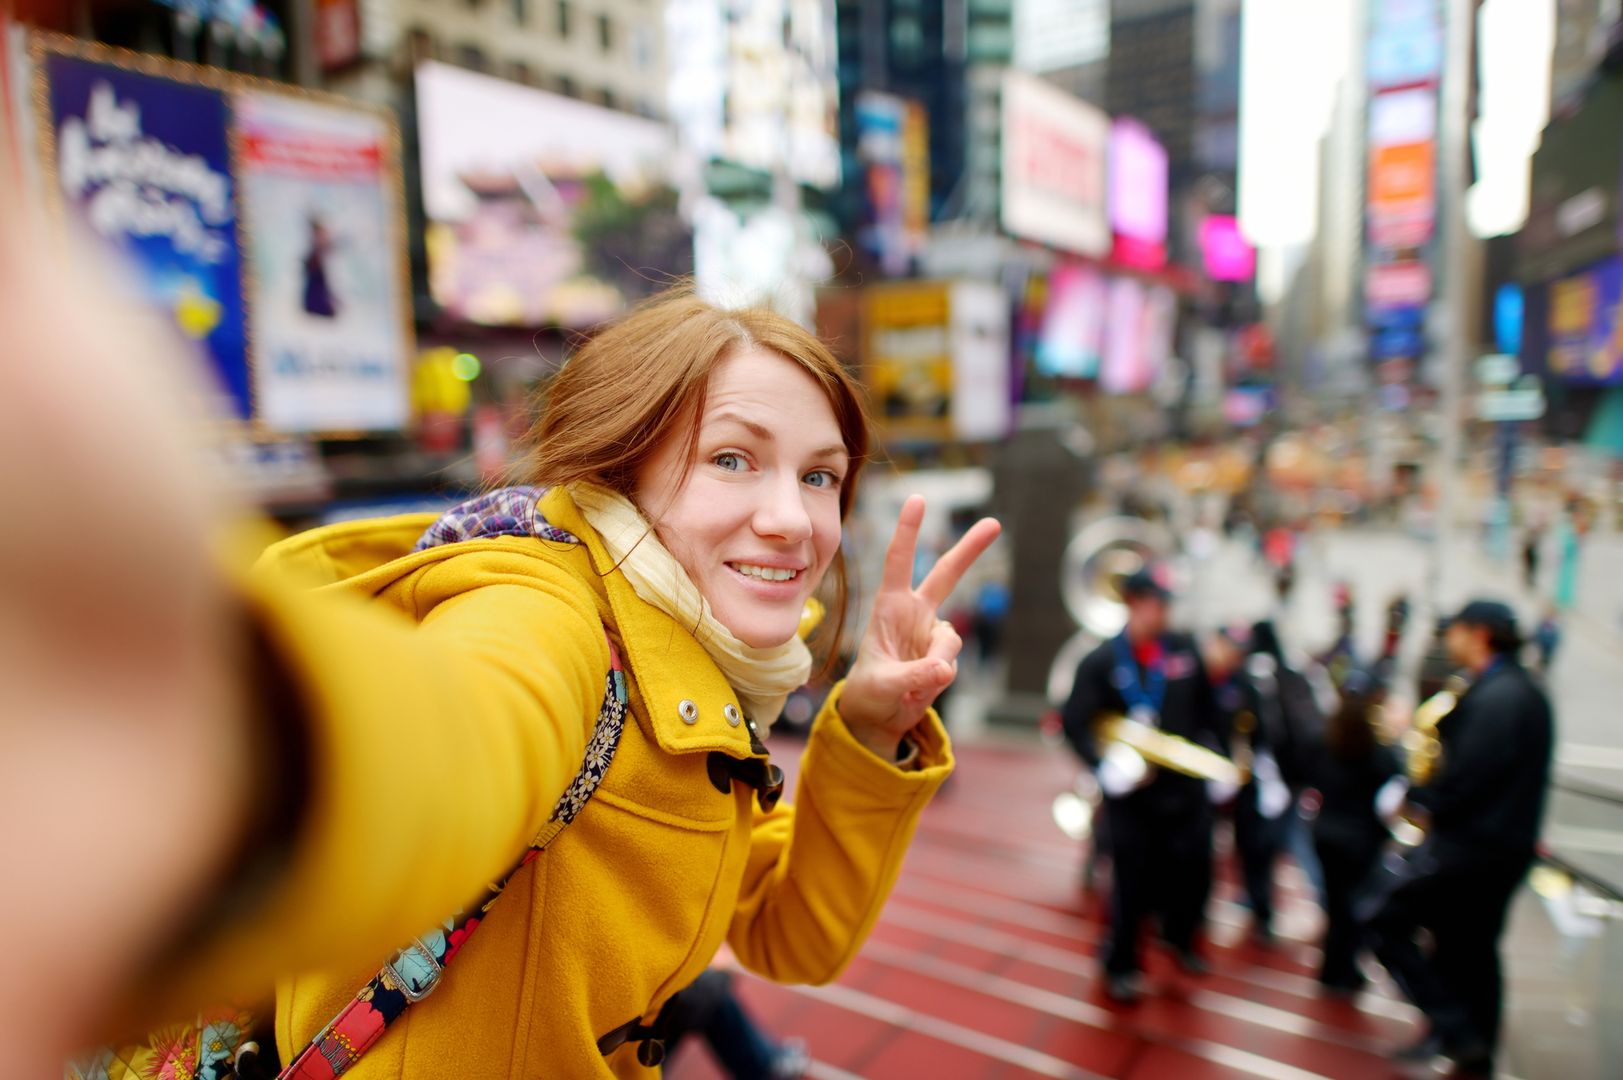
[1060,517,1174,638]
[1230,710,1256,786]
[1389,674,1470,845]
[1402,674,1468,785]
[1096,714,1245,787]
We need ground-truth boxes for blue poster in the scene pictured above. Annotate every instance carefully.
[1546,255,1623,385]
[43,51,250,418]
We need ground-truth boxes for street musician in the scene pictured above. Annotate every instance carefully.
[1060,569,1229,1004]
[1366,600,1554,1078]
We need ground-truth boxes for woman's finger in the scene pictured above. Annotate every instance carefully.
[917,517,1002,608]
[924,620,963,667]
[879,494,927,596]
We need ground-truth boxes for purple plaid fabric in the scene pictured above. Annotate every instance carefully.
[413,486,580,551]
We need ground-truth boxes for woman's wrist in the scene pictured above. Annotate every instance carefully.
[847,723,904,764]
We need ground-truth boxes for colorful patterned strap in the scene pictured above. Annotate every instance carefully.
[277,490,626,1080]
[278,646,628,1080]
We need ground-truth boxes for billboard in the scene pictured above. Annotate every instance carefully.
[1099,279,1175,395]
[1108,117,1168,270]
[1199,214,1255,281]
[416,61,689,330]
[1366,0,1442,91]
[855,91,928,277]
[1035,262,1107,379]
[1001,70,1109,258]
[236,91,410,433]
[31,36,414,433]
[1366,86,1436,248]
[1546,255,1623,384]
[861,281,1012,442]
[39,46,248,417]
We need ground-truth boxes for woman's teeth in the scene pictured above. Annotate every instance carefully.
[731,563,798,582]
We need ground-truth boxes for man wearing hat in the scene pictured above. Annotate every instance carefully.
[1367,600,1553,1077]
[1061,568,1227,1003]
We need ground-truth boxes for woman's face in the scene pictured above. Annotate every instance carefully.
[635,347,848,649]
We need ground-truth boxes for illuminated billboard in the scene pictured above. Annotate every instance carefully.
[1108,117,1168,270]
[1001,70,1109,258]
[416,61,690,330]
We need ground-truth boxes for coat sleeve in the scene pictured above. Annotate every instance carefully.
[146,546,610,1019]
[725,682,952,985]
[1061,650,1109,766]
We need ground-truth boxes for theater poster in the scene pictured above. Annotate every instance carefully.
[31,35,411,435]
[35,41,250,418]
[235,90,410,433]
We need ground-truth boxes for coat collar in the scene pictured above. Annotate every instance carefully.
[539,487,762,760]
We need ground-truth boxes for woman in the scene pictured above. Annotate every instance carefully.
[1306,671,1402,992]
[0,206,997,1077]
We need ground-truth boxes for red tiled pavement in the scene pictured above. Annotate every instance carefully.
[666,737,1421,1079]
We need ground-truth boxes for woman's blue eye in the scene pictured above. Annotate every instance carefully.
[804,469,841,489]
[714,452,744,471]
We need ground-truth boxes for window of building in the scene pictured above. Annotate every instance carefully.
[629,25,654,68]
[508,59,534,84]
[557,0,572,37]
[511,0,527,25]
[456,43,489,71]
[406,26,437,63]
[557,74,578,98]
[601,88,618,111]
[597,13,614,52]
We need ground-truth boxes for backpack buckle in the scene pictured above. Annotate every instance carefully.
[386,937,443,1002]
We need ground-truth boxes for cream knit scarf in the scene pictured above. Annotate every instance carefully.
[570,483,812,732]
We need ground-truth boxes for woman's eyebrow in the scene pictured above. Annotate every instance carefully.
[710,411,846,460]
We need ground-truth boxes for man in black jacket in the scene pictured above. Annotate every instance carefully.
[1061,570,1227,1004]
[1367,600,1554,1077]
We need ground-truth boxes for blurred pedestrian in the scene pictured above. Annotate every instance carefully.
[659,970,809,1079]
[1061,570,1225,1004]
[1306,671,1402,993]
[1532,605,1561,674]
[1519,524,1542,592]
[1232,621,1320,942]
[1553,501,1585,612]
[1366,601,1554,1078]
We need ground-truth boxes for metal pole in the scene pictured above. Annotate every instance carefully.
[1431,0,1473,616]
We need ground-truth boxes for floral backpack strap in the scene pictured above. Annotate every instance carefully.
[277,640,627,1080]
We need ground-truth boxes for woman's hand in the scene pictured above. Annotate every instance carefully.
[839,496,1001,760]
[0,209,251,1070]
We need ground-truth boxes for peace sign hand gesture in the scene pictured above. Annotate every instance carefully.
[838,496,1002,761]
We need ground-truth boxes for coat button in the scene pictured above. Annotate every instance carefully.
[678,699,699,724]
[723,703,742,727]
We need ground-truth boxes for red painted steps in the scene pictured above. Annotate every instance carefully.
[666,738,1418,1079]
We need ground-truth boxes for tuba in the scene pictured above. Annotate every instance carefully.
[1094,714,1245,787]
[1060,517,1175,638]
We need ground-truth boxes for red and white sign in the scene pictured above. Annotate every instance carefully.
[1365,260,1432,308]
[1001,69,1109,257]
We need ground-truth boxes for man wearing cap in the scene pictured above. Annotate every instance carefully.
[1061,569,1227,1004]
[1367,600,1553,1077]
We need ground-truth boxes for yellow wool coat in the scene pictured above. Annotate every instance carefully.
[165,486,951,1078]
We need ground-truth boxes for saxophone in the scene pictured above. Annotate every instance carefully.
[1403,674,1469,785]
